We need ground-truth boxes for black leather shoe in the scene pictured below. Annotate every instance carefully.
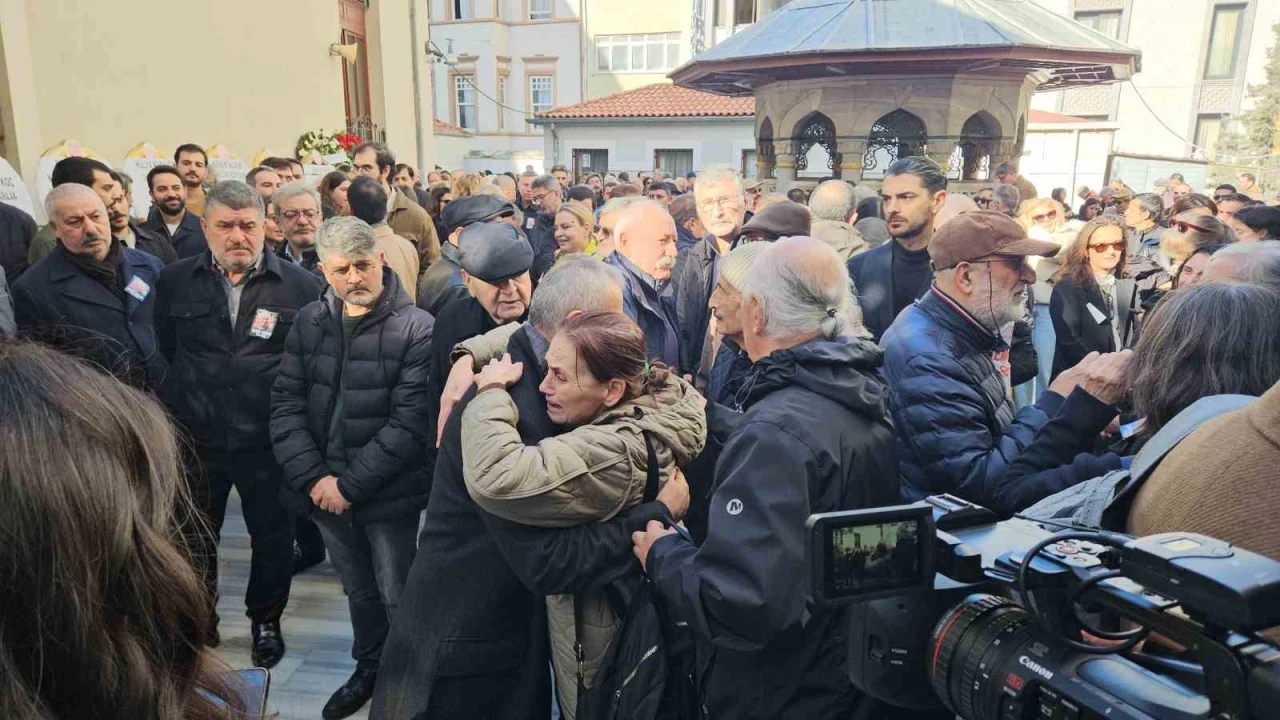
[292,542,326,575]
[250,621,285,668]
[322,667,378,720]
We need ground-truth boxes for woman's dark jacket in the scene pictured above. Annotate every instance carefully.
[1049,275,1136,380]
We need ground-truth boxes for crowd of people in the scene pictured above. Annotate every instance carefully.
[1,140,1279,720]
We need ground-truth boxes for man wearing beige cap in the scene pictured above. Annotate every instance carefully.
[881,210,1130,516]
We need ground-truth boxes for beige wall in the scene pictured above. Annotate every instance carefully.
[369,0,436,171]
[585,0,689,99]
[18,0,347,171]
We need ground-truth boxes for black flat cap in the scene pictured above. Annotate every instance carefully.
[441,194,516,236]
[740,200,811,240]
[458,222,534,282]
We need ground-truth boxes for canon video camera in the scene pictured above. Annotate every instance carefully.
[806,495,1280,720]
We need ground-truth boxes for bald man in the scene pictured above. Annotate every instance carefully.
[807,180,868,260]
[603,199,681,365]
[490,174,518,204]
[12,184,166,388]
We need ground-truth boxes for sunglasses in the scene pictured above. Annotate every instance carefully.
[1172,219,1210,233]
[1089,241,1125,253]
[1032,210,1059,223]
[974,197,991,207]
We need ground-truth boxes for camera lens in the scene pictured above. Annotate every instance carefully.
[929,593,1043,720]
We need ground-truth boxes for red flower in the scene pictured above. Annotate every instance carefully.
[336,133,362,151]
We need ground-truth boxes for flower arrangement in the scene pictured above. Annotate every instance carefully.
[336,132,362,153]
[296,129,345,164]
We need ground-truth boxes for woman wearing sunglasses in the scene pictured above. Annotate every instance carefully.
[1048,216,1136,381]
[1160,212,1229,270]
[1017,198,1083,391]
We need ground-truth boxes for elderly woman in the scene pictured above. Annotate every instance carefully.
[460,311,706,718]
[552,202,599,258]
[1049,216,1133,381]
[1017,197,1085,390]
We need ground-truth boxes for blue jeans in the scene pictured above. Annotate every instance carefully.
[315,512,419,669]
[1032,302,1056,392]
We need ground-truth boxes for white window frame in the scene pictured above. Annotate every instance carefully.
[1073,10,1122,40]
[529,0,552,21]
[454,74,477,130]
[529,75,554,115]
[453,0,474,20]
[497,75,507,130]
[594,33,682,73]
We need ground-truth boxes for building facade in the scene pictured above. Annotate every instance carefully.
[0,0,435,203]
[1029,0,1280,163]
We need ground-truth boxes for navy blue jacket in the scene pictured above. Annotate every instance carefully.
[606,251,680,368]
[143,207,207,259]
[646,337,899,719]
[527,211,558,284]
[671,234,719,375]
[12,244,165,389]
[882,286,1124,516]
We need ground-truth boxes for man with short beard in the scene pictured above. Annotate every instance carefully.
[272,217,434,720]
[604,200,681,366]
[13,184,166,389]
[154,180,324,669]
[106,179,177,265]
[174,144,209,216]
[143,165,207,259]
[881,211,1128,515]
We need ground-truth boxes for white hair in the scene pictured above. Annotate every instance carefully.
[599,195,644,218]
[272,181,321,212]
[44,183,103,221]
[740,236,867,340]
[808,180,857,222]
[613,198,670,243]
[528,255,625,336]
[693,164,744,203]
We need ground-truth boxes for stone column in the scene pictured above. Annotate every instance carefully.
[774,153,796,192]
[836,138,867,184]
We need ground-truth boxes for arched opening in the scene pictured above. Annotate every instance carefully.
[862,109,927,179]
[793,112,839,179]
[952,111,1002,181]
[757,116,776,179]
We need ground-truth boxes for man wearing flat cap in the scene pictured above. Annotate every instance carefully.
[881,211,1131,516]
[737,199,811,243]
[425,222,534,446]
[417,194,516,316]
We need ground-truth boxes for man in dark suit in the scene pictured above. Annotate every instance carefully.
[142,165,208,259]
[12,184,165,389]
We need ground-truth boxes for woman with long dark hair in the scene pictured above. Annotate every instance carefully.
[427,186,453,244]
[319,170,351,219]
[0,341,245,719]
[1049,216,1134,380]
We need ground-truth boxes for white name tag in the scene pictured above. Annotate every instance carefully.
[1086,302,1108,325]
[249,308,279,339]
[124,275,151,301]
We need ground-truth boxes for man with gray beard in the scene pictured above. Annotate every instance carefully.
[603,199,681,366]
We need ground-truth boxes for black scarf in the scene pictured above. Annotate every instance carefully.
[66,236,125,298]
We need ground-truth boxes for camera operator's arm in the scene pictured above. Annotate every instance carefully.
[640,421,812,652]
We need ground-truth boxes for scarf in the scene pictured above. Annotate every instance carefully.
[67,236,125,297]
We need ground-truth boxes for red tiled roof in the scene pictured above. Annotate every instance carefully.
[536,83,755,120]
[1028,109,1090,124]
[433,117,471,136]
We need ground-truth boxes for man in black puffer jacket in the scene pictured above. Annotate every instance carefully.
[636,237,900,720]
[882,212,1129,517]
[271,217,434,720]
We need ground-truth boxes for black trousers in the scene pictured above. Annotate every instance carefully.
[191,449,295,625]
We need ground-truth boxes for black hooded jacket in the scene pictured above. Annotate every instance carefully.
[646,336,899,719]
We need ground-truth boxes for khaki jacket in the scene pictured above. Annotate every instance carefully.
[811,219,869,261]
[388,189,441,269]
[460,375,707,715]
[372,223,420,303]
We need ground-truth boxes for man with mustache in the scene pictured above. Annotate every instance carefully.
[271,217,434,720]
[27,158,122,265]
[12,183,166,390]
[142,165,208,259]
[604,199,681,366]
[174,143,209,216]
[153,180,324,669]
[881,211,1129,515]
[846,156,948,343]
[273,182,325,277]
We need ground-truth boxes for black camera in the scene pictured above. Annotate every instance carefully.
[806,495,1280,720]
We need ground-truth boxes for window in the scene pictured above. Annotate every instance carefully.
[734,0,755,26]
[497,76,507,130]
[594,33,682,73]
[713,0,732,28]
[1204,4,1245,79]
[453,0,474,20]
[1194,115,1223,161]
[529,0,551,20]
[741,149,757,179]
[529,75,554,114]
[454,75,476,130]
[1074,10,1122,39]
[655,149,694,178]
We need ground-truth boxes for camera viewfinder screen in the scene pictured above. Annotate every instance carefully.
[830,519,922,595]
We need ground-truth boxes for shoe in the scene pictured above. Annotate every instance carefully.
[292,542,326,575]
[250,621,285,668]
[321,667,378,720]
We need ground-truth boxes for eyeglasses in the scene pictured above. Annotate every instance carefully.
[1032,210,1059,223]
[1088,241,1125,253]
[280,209,319,221]
[974,197,991,207]
[1172,219,1210,233]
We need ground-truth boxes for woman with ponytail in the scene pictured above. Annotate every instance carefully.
[459,311,707,717]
